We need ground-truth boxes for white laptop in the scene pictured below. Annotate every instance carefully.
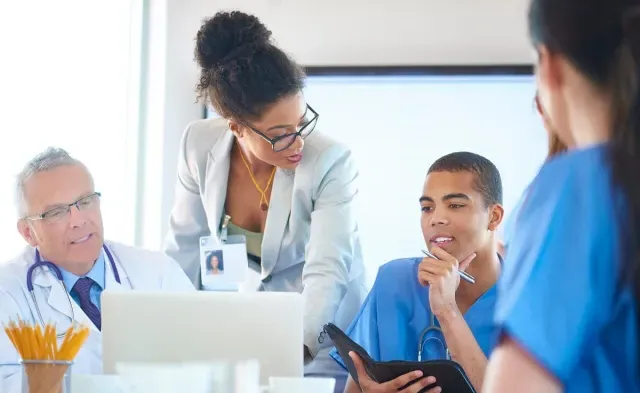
[101,291,304,383]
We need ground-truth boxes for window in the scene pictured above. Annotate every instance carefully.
[302,73,547,285]
[0,1,141,262]
[205,71,548,285]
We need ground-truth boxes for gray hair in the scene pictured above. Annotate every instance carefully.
[16,147,89,217]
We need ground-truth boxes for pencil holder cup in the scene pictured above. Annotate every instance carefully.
[20,360,73,393]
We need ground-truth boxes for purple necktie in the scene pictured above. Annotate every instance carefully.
[72,277,101,330]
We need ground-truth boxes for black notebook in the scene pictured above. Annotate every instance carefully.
[323,322,476,393]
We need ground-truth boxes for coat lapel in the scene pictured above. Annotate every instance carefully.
[261,169,294,277]
[203,129,295,278]
[32,246,129,335]
[204,130,235,245]
[34,267,99,334]
[32,267,73,321]
[27,244,135,368]
[31,264,103,364]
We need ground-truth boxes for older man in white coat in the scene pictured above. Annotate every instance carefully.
[0,147,195,392]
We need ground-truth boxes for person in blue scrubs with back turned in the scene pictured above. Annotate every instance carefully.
[332,152,504,393]
[483,0,640,392]
[500,94,566,256]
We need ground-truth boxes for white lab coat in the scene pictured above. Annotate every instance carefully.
[0,240,195,393]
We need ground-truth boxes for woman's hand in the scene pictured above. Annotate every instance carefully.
[349,351,441,393]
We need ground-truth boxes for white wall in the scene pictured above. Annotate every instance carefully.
[141,0,533,250]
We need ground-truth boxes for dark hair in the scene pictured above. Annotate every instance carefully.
[529,0,639,351]
[534,94,568,158]
[427,152,503,206]
[194,11,306,121]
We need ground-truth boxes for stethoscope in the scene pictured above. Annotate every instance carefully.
[417,313,450,362]
[26,245,121,337]
[415,254,502,362]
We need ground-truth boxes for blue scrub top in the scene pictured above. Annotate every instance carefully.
[330,257,498,368]
[495,144,639,392]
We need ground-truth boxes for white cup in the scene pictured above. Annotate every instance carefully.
[71,374,123,393]
[268,377,335,393]
[116,362,223,393]
[234,359,261,393]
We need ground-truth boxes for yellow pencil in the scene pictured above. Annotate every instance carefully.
[3,318,92,393]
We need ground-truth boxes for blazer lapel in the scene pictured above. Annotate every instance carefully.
[261,169,294,277]
[204,129,294,278]
[204,130,234,240]
[204,130,235,244]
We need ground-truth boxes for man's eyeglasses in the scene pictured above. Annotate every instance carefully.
[244,104,319,152]
[25,192,102,223]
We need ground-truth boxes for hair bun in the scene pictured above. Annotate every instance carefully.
[195,11,272,70]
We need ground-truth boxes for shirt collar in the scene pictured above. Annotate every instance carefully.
[59,251,106,291]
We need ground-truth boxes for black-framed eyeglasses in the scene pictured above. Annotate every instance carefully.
[25,192,102,223]
[244,104,319,152]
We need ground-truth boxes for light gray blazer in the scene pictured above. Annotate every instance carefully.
[163,118,367,366]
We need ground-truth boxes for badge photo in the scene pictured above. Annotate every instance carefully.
[199,234,249,291]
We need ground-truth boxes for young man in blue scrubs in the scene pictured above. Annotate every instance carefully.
[331,152,504,393]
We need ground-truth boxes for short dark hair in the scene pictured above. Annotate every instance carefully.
[194,11,306,121]
[427,152,503,206]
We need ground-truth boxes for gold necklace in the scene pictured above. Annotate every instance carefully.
[237,142,276,211]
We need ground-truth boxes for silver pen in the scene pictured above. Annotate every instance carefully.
[421,249,475,284]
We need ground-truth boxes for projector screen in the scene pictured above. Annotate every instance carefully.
[207,72,548,285]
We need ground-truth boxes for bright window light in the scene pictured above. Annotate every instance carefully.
[0,1,141,262]
[303,73,547,285]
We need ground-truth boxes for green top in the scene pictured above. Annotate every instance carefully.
[227,220,264,259]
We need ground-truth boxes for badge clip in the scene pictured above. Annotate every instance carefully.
[220,214,231,243]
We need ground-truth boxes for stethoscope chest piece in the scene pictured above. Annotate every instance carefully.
[417,313,450,362]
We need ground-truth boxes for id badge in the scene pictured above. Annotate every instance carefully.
[199,234,249,291]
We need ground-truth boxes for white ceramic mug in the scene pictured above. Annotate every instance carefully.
[268,376,335,393]
[116,362,224,393]
[71,374,123,393]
